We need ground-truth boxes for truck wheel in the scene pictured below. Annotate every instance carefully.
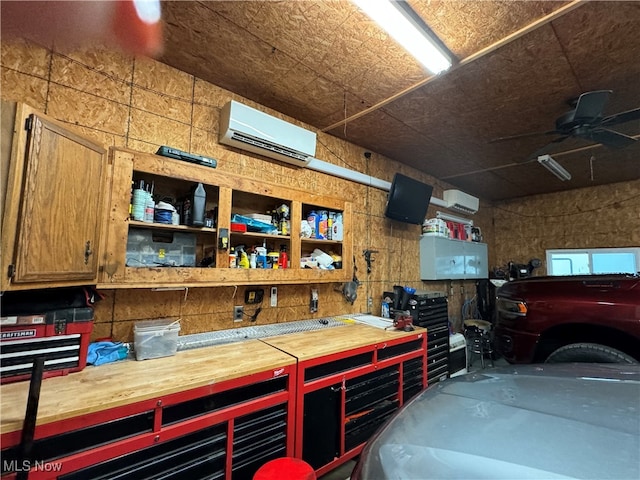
[545,343,638,364]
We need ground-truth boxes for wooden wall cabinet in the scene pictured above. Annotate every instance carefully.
[1,103,107,291]
[98,148,353,288]
[419,236,488,280]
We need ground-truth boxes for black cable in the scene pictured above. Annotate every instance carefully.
[243,305,262,322]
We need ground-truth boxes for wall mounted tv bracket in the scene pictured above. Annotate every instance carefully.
[156,146,217,168]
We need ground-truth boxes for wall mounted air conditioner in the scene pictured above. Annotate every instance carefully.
[219,100,317,167]
[443,189,479,215]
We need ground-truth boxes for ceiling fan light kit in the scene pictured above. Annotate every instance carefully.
[537,155,572,181]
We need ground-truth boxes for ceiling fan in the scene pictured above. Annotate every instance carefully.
[491,90,640,160]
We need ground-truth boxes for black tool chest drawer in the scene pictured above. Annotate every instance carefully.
[60,423,228,480]
[408,295,450,384]
[345,367,399,415]
[232,404,288,480]
[410,296,449,329]
[403,357,424,402]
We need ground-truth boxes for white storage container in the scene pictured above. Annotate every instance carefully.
[126,228,196,267]
[134,318,180,360]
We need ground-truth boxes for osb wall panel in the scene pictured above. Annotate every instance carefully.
[493,179,640,274]
[0,38,551,343]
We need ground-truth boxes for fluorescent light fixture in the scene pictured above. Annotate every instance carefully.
[537,154,572,181]
[436,211,473,226]
[352,0,452,74]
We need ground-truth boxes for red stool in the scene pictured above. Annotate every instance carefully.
[253,457,316,480]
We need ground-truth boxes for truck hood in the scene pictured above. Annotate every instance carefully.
[355,364,640,480]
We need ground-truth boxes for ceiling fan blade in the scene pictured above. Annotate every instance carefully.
[573,90,612,121]
[489,130,557,144]
[525,135,570,161]
[587,128,637,148]
[600,107,640,127]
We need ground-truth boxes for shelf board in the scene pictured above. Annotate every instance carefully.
[230,231,291,241]
[301,238,342,245]
[129,220,216,234]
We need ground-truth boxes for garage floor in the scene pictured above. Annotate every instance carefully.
[317,353,510,480]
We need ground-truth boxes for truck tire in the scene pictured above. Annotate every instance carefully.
[545,343,638,364]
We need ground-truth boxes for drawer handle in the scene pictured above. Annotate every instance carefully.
[84,240,93,265]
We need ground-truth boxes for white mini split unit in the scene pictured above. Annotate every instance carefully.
[443,189,479,215]
[219,100,317,167]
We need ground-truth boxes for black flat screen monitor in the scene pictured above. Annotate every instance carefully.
[384,173,433,225]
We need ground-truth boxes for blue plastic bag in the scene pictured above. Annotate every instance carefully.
[87,342,128,366]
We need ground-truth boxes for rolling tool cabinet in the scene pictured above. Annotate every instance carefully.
[0,341,296,480]
[260,324,427,477]
[407,293,450,384]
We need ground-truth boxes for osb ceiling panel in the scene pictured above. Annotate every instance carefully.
[159,1,640,202]
[409,0,567,59]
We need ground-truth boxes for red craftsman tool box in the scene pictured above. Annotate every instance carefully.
[0,307,94,384]
[0,287,99,384]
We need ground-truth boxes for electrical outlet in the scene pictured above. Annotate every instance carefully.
[270,287,277,307]
[233,306,244,322]
[367,296,373,309]
[245,288,264,304]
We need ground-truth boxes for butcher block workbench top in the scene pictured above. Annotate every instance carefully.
[0,323,425,435]
[260,323,426,361]
[0,339,295,435]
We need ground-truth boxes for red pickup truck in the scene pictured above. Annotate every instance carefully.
[493,274,640,363]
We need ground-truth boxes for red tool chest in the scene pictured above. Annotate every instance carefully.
[0,307,94,384]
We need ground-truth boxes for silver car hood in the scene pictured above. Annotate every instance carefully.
[356,364,640,480]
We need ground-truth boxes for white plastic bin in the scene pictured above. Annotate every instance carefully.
[134,318,180,360]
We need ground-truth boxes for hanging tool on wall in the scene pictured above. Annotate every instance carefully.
[340,256,361,304]
[363,249,378,273]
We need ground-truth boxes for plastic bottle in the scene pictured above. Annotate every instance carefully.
[229,247,237,268]
[278,245,288,269]
[332,213,343,241]
[307,211,318,238]
[182,198,192,226]
[317,210,328,239]
[143,190,154,223]
[237,246,249,269]
[249,252,257,269]
[191,183,206,227]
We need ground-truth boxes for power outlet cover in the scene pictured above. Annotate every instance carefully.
[233,306,244,321]
[245,289,264,304]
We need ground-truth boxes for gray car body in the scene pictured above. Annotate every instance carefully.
[352,364,640,480]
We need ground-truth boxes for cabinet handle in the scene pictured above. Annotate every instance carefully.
[84,241,93,265]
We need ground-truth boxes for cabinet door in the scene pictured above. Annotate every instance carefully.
[463,242,488,279]
[420,236,464,280]
[302,385,341,470]
[12,114,106,283]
